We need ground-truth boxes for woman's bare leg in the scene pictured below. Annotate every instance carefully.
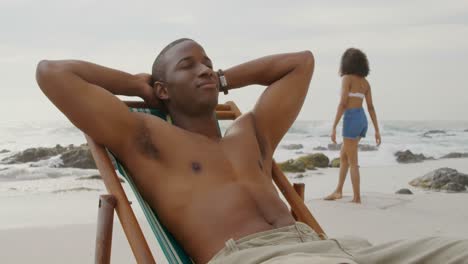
[324,145,350,200]
[345,137,361,203]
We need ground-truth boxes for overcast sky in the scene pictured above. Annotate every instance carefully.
[1,0,467,122]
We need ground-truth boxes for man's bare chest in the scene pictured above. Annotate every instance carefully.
[124,116,269,181]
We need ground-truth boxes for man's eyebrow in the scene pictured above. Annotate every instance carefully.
[176,55,212,66]
[204,56,212,63]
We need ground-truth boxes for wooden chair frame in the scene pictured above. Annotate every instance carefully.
[87,101,325,264]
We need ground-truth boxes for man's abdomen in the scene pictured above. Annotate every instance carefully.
[171,181,295,263]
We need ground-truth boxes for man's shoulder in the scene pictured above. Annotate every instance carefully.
[225,111,271,158]
[224,111,256,134]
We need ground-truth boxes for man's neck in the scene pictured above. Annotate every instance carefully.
[169,111,221,140]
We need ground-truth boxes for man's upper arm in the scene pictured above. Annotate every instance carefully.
[252,51,314,152]
[36,61,137,152]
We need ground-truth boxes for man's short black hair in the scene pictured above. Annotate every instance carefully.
[152,38,194,82]
[339,48,370,77]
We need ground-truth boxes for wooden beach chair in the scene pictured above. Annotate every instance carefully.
[86,101,326,264]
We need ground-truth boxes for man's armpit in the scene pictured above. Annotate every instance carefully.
[134,120,159,160]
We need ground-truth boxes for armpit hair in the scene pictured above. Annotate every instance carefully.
[135,120,159,159]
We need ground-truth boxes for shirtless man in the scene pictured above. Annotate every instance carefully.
[36,38,313,263]
[37,39,468,264]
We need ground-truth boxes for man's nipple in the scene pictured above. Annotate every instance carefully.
[191,162,202,173]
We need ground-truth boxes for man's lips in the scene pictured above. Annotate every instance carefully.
[197,80,217,89]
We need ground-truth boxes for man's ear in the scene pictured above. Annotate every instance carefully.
[154,81,169,100]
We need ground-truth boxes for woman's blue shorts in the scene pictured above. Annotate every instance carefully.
[343,108,368,139]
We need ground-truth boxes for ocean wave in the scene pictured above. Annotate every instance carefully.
[0,164,98,182]
[1,120,467,188]
[0,173,105,196]
[52,187,102,193]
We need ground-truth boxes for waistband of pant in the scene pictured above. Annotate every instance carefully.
[344,107,364,114]
[210,222,320,261]
[237,222,316,244]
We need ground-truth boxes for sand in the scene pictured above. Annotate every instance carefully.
[1,158,467,263]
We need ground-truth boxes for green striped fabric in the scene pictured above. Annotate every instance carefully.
[109,107,193,264]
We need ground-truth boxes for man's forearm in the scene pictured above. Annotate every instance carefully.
[223,51,312,90]
[38,60,144,97]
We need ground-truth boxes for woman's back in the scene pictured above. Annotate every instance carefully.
[344,74,369,110]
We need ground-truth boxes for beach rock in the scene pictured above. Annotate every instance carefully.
[59,145,96,169]
[464,129,468,132]
[409,167,468,192]
[394,150,432,163]
[1,144,98,169]
[313,146,327,151]
[0,149,10,154]
[2,145,69,164]
[328,143,342,151]
[281,144,303,150]
[358,144,378,151]
[327,143,378,152]
[297,153,329,168]
[295,151,305,155]
[441,183,466,193]
[395,188,413,194]
[278,159,306,173]
[440,152,468,159]
[294,174,305,179]
[330,158,340,168]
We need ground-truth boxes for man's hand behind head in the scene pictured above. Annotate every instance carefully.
[135,73,164,110]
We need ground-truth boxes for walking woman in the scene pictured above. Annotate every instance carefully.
[324,48,381,203]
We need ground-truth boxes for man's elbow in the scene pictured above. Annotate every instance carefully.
[298,50,315,72]
[36,60,52,84]
[36,60,62,90]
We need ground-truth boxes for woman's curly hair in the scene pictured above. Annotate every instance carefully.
[339,48,369,77]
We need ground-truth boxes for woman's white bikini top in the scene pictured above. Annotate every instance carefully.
[348,92,365,99]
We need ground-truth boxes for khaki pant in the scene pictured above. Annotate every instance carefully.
[208,222,468,264]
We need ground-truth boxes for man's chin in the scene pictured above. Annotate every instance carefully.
[199,98,218,112]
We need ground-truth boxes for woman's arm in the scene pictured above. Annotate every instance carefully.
[365,83,381,145]
[331,76,350,143]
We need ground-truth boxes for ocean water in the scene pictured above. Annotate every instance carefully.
[1,119,468,195]
[273,120,468,167]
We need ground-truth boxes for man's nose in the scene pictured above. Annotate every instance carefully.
[198,64,214,78]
